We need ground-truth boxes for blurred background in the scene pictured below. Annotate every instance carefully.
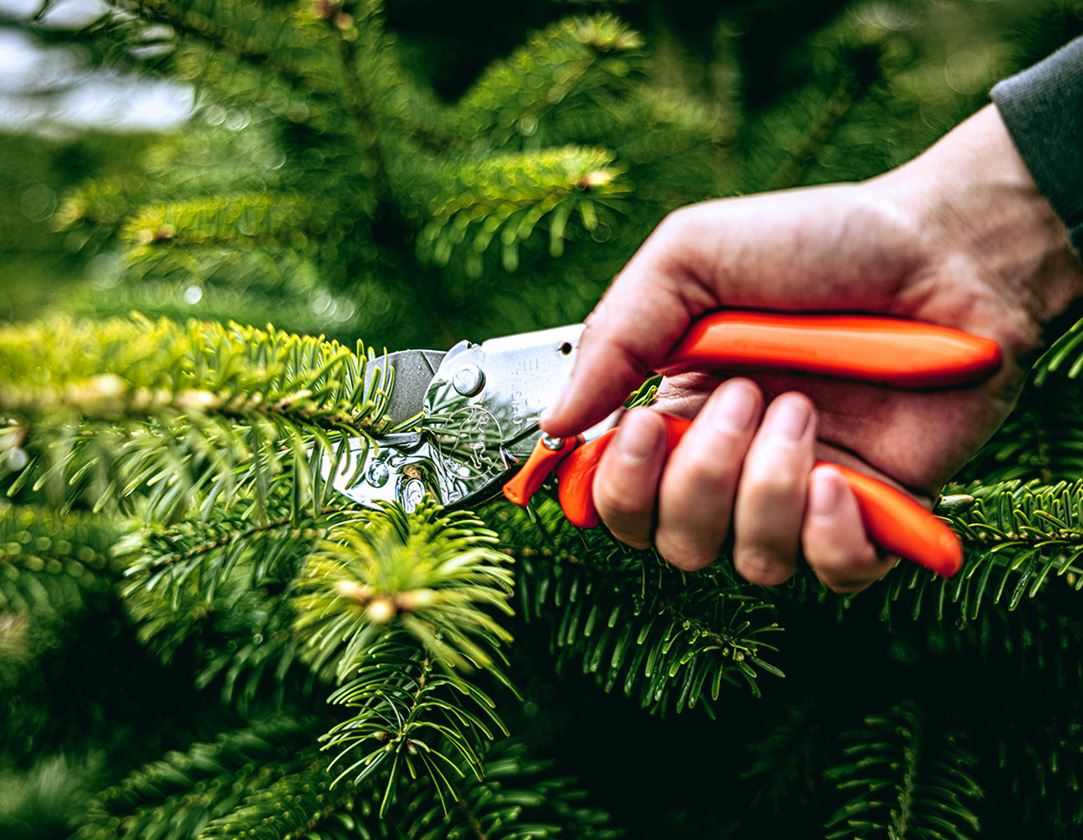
[3,1,1083,837]
[2,0,1080,349]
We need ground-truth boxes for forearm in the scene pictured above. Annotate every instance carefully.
[873,105,1083,356]
[993,37,1083,258]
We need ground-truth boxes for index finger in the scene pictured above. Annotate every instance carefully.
[540,210,716,437]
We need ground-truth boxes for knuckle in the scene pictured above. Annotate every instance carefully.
[667,454,738,495]
[744,466,803,500]
[656,532,715,572]
[595,483,649,520]
[734,548,795,586]
[658,207,691,236]
[808,544,880,576]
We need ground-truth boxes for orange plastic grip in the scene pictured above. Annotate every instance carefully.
[555,413,963,577]
[666,312,1001,387]
[503,434,583,507]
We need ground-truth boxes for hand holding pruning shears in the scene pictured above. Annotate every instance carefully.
[539,105,1083,591]
[328,106,1083,592]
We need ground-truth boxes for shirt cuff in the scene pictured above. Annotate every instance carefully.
[991,37,1083,255]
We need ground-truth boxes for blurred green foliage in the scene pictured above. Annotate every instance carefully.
[3,1,1083,838]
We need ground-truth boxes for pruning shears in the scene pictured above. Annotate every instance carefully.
[324,311,1001,577]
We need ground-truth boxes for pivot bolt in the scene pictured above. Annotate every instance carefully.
[541,435,564,451]
[366,460,390,487]
[452,364,485,397]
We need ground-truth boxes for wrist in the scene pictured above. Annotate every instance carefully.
[874,105,1083,353]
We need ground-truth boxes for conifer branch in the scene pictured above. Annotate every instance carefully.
[765,48,883,190]
[319,635,508,815]
[501,500,782,714]
[456,14,645,148]
[958,380,1083,485]
[122,194,339,255]
[399,739,624,839]
[416,147,628,275]
[826,701,981,839]
[323,0,396,210]
[291,503,514,810]
[75,717,324,840]
[198,754,359,839]
[128,0,335,101]
[883,481,1083,621]
[294,503,514,676]
[122,499,355,603]
[1033,315,1083,385]
[0,503,120,618]
[0,317,392,517]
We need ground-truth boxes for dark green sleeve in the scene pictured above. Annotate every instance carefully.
[991,37,1083,255]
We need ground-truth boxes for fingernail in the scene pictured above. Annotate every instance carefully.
[769,396,811,441]
[810,468,841,519]
[709,380,757,432]
[617,411,661,461]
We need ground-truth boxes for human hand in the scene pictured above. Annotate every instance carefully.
[541,105,1083,592]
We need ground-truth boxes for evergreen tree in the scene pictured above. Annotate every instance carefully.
[3,0,1083,836]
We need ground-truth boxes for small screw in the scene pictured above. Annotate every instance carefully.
[401,478,426,512]
[541,435,564,451]
[452,364,485,397]
[366,460,390,487]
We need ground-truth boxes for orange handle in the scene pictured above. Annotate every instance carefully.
[554,414,963,577]
[665,312,1000,387]
[503,434,583,507]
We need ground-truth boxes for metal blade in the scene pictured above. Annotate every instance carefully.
[328,323,589,513]
[371,349,446,426]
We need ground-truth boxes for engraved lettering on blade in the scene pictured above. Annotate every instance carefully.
[435,405,504,477]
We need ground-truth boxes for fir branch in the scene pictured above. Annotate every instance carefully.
[504,500,783,714]
[825,701,981,839]
[399,738,624,839]
[456,14,645,149]
[324,0,395,210]
[294,502,514,675]
[0,317,389,433]
[320,634,507,816]
[76,717,322,840]
[0,502,121,615]
[198,752,359,839]
[122,193,339,254]
[1033,315,1083,385]
[122,499,354,603]
[765,41,887,190]
[416,146,629,276]
[126,0,338,101]
[122,552,302,691]
[882,481,1083,621]
[917,601,1083,694]
[958,379,1083,484]
[0,316,392,518]
[291,502,514,812]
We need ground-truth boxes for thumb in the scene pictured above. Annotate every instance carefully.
[540,212,713,437]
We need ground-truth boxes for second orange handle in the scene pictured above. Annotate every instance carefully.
[554,414,963,577]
